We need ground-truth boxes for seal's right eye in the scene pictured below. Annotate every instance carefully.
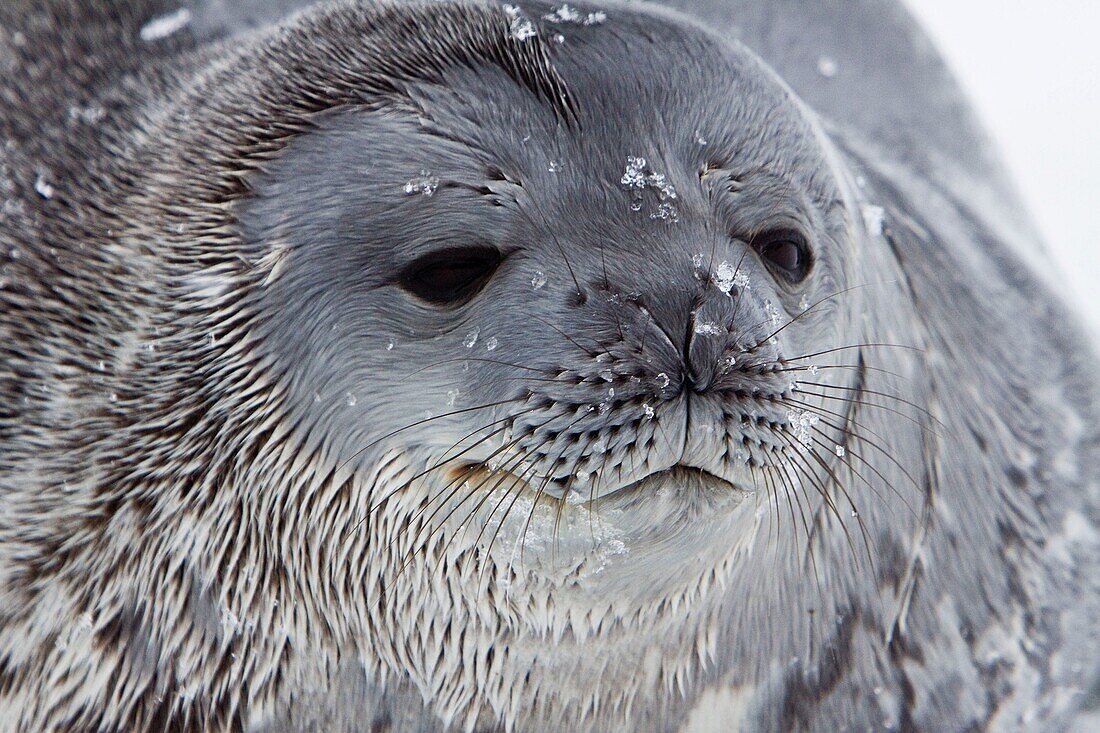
[399,246,503,306]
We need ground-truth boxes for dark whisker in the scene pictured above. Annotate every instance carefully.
[781,342,923,364]
[516,411,594,568]
[753,280,899,346]
[338,395,530,472]
[773,428,874,573]
[530,313,602,357]
[351,404,544,530]
[794,379,946,430]
[791,386,936,436]
[775,362,907,381]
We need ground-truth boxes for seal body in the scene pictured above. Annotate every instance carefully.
[1,1,1098,731]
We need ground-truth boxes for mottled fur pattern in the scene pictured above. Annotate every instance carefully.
[1,1,1098,732]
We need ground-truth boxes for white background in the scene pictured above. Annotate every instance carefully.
[904,0,1100,335]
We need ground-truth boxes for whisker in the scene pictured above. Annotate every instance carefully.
[348,404,545,534]
[515,195,584,297]
[774,363,907,381]
[773,428,874,573]
[781,342,923,363]
[516,411,594,569]
[338,395,529,472]
[477,454,550,591]
[530,313,602,358]
[799,408,924,517]
[793,380,945,430]
[767,454,818,575]
[810,423,919,520]
[391,434,546,593]
[790,386,936,436]
[752,280,899,346]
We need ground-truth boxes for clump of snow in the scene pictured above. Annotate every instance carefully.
[34,175,54,200]
[861,204,886,236]
[590,537,627,575]
[403,171,439,196]
[68,105,106,125]
[547,160,563,173]
[786,408,820,447]
[620,156,649,189]
[714,261,739,295]
[835,445,846,457]
[345,393,358,407]
[816,55,838,78]
[404,169,437,195]
[694,320,724,336]
[542,5,606,25]
[641,402,655,419]
[655,372,670,389]
[620,156,679,222]
[531,270,547,289]
[764,300,783,327]
[504,5,537,41]
[140,8,192,42]
[463,329,480,348]
[650,202,679,223]
[485,336,499,351]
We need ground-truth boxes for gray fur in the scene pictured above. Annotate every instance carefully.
[1,1,1098,732]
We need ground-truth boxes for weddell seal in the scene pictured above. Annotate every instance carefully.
[1,0,1098,730]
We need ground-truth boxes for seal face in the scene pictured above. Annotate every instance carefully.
[239,20,855,609]
[1,1,1098,732]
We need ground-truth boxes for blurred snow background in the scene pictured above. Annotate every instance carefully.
[905,0,1100,335]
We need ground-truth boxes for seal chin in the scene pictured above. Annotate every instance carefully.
[442,461,759,605]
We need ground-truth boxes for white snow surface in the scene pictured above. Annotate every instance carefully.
[906,1,1100,335]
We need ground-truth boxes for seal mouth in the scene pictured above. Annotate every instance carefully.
[590,465,745,504]
[521,464,748,507]
[453,463,751,512]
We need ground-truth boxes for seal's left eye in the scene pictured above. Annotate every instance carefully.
[752,230,812,284]
[399,246,503,306]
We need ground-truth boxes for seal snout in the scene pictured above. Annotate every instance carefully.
[498,259,797,505]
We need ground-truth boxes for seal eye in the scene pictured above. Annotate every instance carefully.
[399,246,503,306]
[752,230,812,284]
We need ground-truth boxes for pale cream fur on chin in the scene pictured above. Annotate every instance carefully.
[677,683,757,733]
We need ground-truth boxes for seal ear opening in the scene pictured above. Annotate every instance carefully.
[398,245,503,306]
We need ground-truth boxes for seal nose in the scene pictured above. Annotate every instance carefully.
[685,284,744,393]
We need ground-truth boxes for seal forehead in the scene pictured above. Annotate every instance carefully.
[412,2,835,205]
